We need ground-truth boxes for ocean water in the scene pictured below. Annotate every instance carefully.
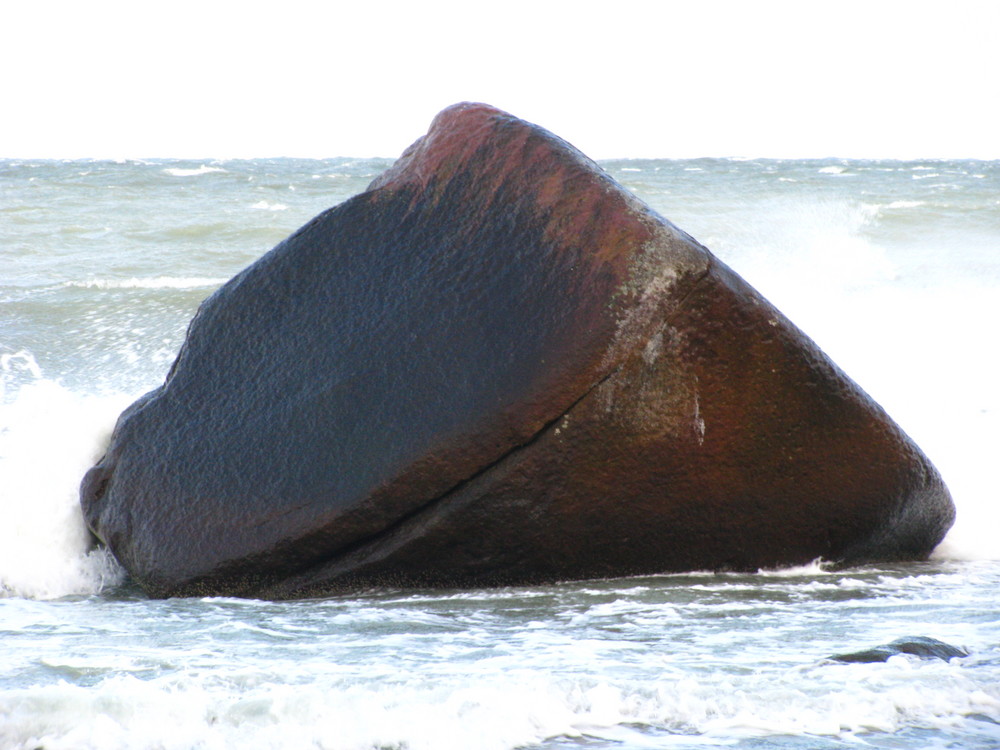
[1,156,998,749]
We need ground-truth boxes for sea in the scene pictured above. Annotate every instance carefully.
[1,156,998,750]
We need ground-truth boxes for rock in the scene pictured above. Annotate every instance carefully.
[830,636,969,663]
[80,102,956,599]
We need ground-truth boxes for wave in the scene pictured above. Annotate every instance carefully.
[63,277,227,290]
[162,165,227,177]
[0,654,995,749]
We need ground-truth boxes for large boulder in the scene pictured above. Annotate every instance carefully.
[80,103,955,598]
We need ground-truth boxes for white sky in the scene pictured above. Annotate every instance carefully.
[3,0,998,160]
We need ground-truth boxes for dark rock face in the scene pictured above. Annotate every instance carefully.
[80,103,955,598]
[830,637,969,663]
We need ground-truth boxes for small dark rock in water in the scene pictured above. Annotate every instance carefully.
[830,636,969,663]
[80,102,956,599]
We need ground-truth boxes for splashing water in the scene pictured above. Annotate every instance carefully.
[0,353,126,598]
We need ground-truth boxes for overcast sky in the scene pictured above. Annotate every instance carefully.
[3,0,998,160]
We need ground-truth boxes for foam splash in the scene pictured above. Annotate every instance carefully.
[755,559,834,577]
[0,373,128,599]
[0,349,42,402]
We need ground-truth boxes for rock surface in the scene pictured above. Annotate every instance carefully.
[80,103,955,598]
[830,636,969,663]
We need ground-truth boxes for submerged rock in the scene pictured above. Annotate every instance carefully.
[830,636,969,663]
[80,103,955,598]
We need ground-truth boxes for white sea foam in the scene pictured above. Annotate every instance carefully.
[251,200,289,211]
[64,277,227,290]
[162,165,227,177]
[723,199,897,293]
[0,377,128,599]
[0,655,996,750]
